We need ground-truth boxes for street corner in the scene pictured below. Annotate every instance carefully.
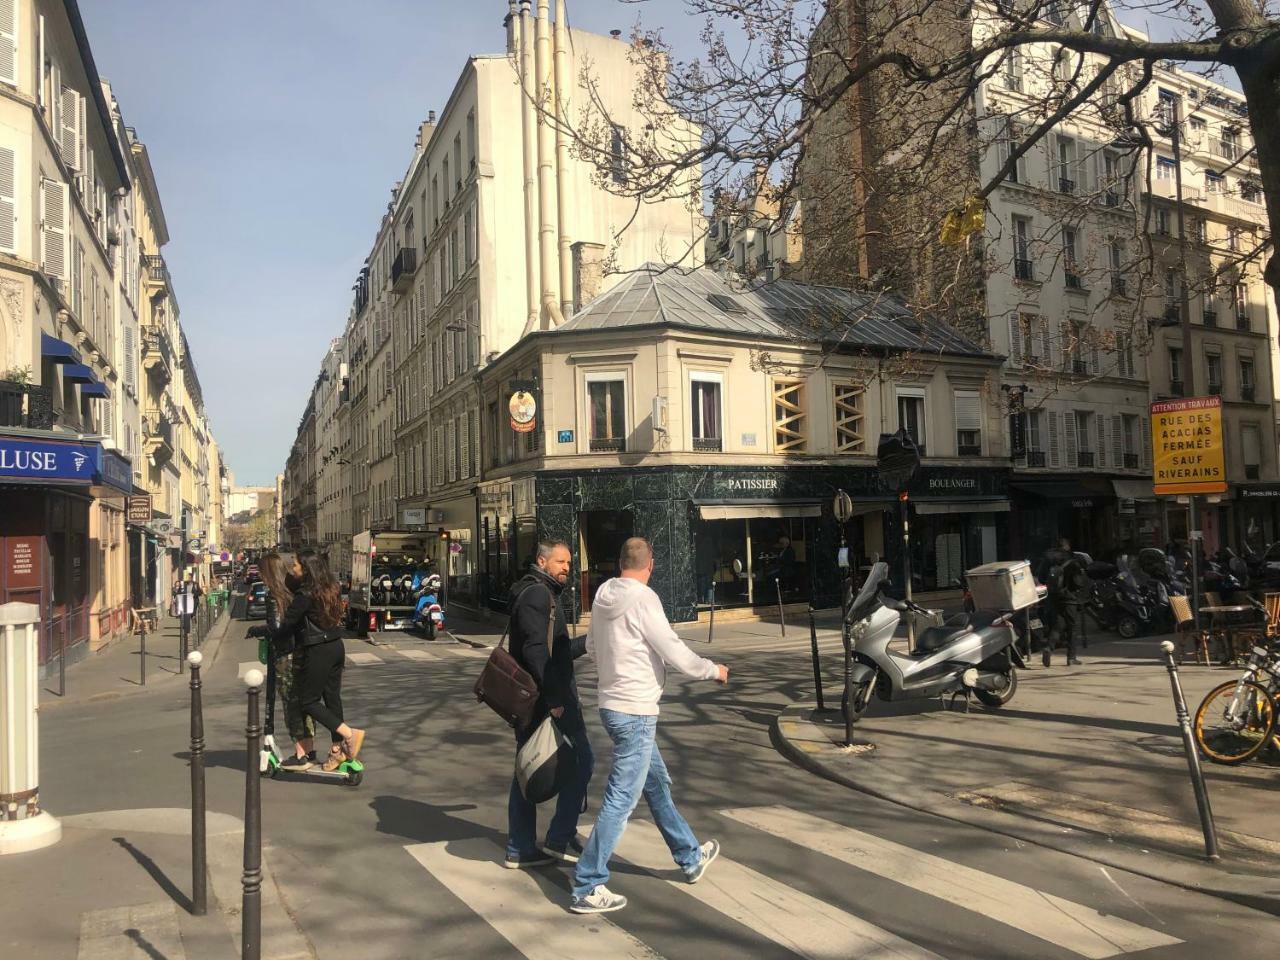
[774,703,878,762]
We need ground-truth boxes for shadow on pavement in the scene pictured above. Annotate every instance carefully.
[112,836,193,914]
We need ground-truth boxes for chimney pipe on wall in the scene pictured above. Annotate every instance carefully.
[505,0,518,54]
[535,0,564,328]
[518,0,539,335]
[554,0,574,320]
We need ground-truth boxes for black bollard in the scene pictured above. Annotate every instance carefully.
[242,669,264,959]
[807,606,825,711]
[1159,641,1220,860]
[59,619,66,697]
[140,618,147,687]
[842,624,854,747]
[775,578,786,639]
[707,571,716,645]
[188,650,207,915]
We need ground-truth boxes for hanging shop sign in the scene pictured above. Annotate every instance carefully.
[128,495,153,525]
[1151,396,1226,496]
[509,380,538,434]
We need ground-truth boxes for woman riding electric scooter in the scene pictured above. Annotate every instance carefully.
[268,550,368,772]
[260,552,316,770]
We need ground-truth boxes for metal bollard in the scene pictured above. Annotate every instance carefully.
[139,619,147,687]
[59,619,66,697]
[842,625,854,747]
[1159,641,1220,861]
[807,606,825,711]
[775,578,786,639]
[241,668,264,960]
[188,651,207,914]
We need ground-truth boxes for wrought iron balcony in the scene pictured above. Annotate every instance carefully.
[589,437,626,453]
[142,327,174,385]
[1058,177,1076,194]
[0,381,54,429]
[1236,312,1251,331]
[1242,385,1256,402]
[143,410,175,464]
[1077,450,1095,467]
[1072,359,1088,374]
[391,247,418,293]
[143,255,170,295]
[1124,454,1139,469]
[1110,276,1127,297]
[1014,258,1035,282]
[692,437,722,452]
[1026,450,1047,468]
[1246,464,1261,480]
[1202,309,1217,327]
[1103,190,1121,207]
[1065,272,1084,291]
[1170,379,1185,396]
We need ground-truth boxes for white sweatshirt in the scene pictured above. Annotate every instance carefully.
[587,577,719,715]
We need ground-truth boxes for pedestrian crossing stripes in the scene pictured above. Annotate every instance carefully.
[720,806,1181,959]
[344,643,492,667]
[403,804,1183,960]
[405,838,665,960]
[345,651,384,665]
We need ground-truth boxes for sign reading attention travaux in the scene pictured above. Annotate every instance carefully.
[1151,395,1227,496]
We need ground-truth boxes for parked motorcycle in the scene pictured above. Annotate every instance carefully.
[1084,560,1152,639]
[371,574,395,606]
[413,572,445,639]
[843,562,1036,720]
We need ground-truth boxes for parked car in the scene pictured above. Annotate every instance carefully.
[244,582,269,620]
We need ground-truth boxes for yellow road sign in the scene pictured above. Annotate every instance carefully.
[1151,396,1227,495]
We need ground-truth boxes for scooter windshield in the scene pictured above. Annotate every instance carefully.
[852,562,889,613]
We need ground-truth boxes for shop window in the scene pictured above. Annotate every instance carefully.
[588,377,627,452]
[896,389,926,455]
[772,379,807,452]
[690,373,723,452]
[953,390,981,456]
[834,383,866,453]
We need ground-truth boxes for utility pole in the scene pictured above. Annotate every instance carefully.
[1169,94,1195,396]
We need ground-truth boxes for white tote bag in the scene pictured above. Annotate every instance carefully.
[516,716,575,803]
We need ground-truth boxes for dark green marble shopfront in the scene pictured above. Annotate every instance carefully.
[481,465,1010,623]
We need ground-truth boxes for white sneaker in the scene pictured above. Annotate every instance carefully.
[570,885,628,914]
[685,840,720,884]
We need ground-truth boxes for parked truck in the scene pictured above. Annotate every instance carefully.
[348,530,435,636]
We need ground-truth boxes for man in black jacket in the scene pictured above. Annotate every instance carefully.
[505,540,594,869]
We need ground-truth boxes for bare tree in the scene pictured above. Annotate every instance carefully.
[559,0,1277,407]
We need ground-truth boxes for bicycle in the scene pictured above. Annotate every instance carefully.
[1192,634,1280,764]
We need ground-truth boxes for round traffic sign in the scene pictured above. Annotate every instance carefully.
[833,490,854,523]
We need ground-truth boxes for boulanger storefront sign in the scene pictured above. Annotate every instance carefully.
[1151,396,1226,496]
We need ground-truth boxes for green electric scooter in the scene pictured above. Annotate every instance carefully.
[258,638,363,786]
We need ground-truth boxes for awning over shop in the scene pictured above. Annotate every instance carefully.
[63,363,97,384]
[40,332,81,364]
[1111,479,1155,501]
[79,382,110,398]
[1009,477,1115,500]
[698,503,822,520]
[914,500,1011,515]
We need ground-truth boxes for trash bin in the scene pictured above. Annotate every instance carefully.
[0,601,61,854]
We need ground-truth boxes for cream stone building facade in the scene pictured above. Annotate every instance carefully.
[0,1,223,670]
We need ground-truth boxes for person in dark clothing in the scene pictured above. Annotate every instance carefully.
[260,552,315,770]
[505,540,594,869]
[268,550,366,772]
[1037,539,1083,667]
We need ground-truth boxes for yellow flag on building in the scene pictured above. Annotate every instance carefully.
[940,196,986,245]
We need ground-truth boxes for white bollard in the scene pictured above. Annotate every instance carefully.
[0,601,61,854]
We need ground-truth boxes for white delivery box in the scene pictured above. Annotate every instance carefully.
[965,560,1038,611]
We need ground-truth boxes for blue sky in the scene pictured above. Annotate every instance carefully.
[79,1,692,485]
[79,2,1223,486]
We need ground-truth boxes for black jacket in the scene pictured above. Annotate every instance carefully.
[509,568,585,719]
[268,589,342,651]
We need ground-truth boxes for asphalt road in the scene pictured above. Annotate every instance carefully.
[26,617,1280,959]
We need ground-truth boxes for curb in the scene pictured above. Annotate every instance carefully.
[771,704,1280,917]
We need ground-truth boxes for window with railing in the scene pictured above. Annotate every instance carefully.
[954,390,982,456]
[1063,228,1083,289]
[1122,414,1140,469]
[1013,216,1033,281]
[1074,411,1094,466]
[1207,353,1223,395]
[588,377,627,452]
[896,389,926,455]
[1240,357,1255,401]
[690,373,723,452]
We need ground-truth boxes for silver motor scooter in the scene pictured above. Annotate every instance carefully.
[844,562,1038,720]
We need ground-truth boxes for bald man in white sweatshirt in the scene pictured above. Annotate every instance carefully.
[569,537,729,915]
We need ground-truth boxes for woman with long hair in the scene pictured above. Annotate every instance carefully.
[260,552,315,769]
[268,549,367,771]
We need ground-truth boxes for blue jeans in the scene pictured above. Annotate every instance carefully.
[572,709,700,898]
[506,710,594,857]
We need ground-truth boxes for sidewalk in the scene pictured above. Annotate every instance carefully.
[772,632,1280,915]
[39,611,234,709]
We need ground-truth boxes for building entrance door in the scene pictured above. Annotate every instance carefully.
[579,510,633,610]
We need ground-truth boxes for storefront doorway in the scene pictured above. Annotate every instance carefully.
[579,510,633,609]
[693,508,818,608]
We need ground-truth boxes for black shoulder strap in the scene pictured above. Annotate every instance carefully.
[500,584,557,655]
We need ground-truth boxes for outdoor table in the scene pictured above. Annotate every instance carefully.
[1198,604,1259,663]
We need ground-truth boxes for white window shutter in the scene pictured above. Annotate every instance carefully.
[59,86,78,169]
[1096,416,1107,467]
[40,179,66,278]
[1039,318,1052,366]
[1112,414,1123,465]
[458,414,470,478]
[1048,412,1060,468]
[0,0,15,87]
[953,391,981,444]
[1064,412,1077,468]
[0,145,15,253]
[1008,316,1022,366]
[447,418,457,482]
[1141,418,1152,469]
[470,409,479,476]
[36,15,44,108]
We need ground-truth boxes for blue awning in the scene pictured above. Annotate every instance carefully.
[80,382,111,399]
[41,332,82,364]
[63,363,97,384]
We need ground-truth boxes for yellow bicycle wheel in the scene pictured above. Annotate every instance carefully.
[1193,680,1277,765]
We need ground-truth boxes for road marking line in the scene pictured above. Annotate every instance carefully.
[609,819,944,960]
[721,806,1181,959]
[405,838,665,960]
[345,652,383,665]
[393,647,438,661]
[428,643,489,658]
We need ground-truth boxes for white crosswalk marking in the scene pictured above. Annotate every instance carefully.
[405,838,665,960]
[609,820,945,960]
[722,806,1182,959]
[345,651,383,665]
[393,647,437,661]
[429,643,489,658]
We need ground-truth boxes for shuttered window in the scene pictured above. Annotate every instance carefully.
[773,379,807,452]
[834,383,865,453]
[0,145,15,253]
[0,0,16,87]
[1242,424,1262,469]
[59,86,80,170]
[123,324,137,393]
[469,409,479,477]
[1112,414,1124,466]
[40,178,66,278]
[953,390,982,455]
[1008,316,1022,366]
[1047,411,1061,468]
[1096,415,1107,468]
[1063,412,1077,468]
[446,418,457,483]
